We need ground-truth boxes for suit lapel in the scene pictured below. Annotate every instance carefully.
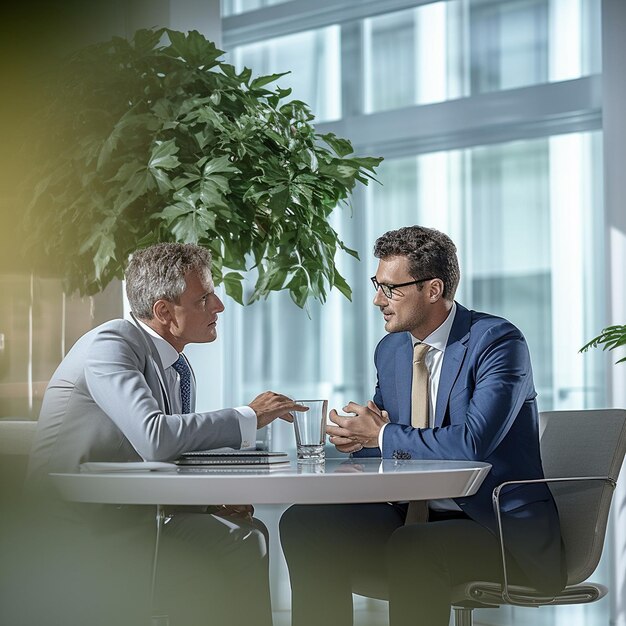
[395,333,413,425]
[129,313,171,414]
[434,304,471,427]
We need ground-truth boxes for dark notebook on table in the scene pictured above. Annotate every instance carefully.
[175,449,290,468]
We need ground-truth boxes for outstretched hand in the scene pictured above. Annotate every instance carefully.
[326,401,389,454]
[249,392,308,429]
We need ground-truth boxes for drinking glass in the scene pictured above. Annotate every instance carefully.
[293,400,328,463]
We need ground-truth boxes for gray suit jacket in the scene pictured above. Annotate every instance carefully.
[28,317,243,482]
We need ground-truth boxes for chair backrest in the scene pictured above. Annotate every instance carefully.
[539,409,626,585]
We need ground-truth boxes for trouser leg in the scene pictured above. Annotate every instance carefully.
[280,503,404,626]
[387,518,527,626]
[160,513,272,626]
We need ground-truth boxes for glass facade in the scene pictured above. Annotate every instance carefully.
[221,1,608,622]
[363,0,601,113]
[230,27,341,122]
[222,0,294,18]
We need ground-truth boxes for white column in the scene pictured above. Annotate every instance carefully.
[549,0,582,81]
[549,133,586,410]
[415,2,447,104]
[602,1,626,624]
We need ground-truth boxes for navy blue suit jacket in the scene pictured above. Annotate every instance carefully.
[356,303,565,591]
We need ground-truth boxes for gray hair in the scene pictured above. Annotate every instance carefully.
[125,243,212,319]
[374,226,460,300]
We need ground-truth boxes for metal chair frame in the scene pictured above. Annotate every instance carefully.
[451,475,615,624]
[452,408,626,625]
[493,475,615,605]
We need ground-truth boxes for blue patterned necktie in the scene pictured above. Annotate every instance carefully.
[171,354,192,414]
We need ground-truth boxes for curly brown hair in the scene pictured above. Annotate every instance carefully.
[373,226,460,300]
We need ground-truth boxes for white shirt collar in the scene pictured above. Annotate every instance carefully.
[411,301,457,353]
[132,316,180,369]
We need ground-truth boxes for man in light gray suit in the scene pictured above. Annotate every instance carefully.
[24,242,304,626]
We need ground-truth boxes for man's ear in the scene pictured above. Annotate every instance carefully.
[429,279,445,302]
[152,299,173,325]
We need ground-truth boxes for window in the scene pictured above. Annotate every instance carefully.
[362,0,601,113]
[222,1,607,621]
[230,27,341,122]
[222,0,294,18]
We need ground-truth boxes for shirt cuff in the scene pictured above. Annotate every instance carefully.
[378,422,387,450]
[235,405,257,450]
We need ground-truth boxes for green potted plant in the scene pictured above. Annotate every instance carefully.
[580,325,626,364]
[23,28,382,307]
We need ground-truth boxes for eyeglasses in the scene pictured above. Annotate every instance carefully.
[370,276,437,299]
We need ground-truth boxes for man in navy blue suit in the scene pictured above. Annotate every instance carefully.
[280,226,566,626]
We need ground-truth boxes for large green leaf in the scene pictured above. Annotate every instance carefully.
[320,132,354,158]
[203,155,239,176]
[249,72,290,90]
[170,207,216,243]
[223,271,244,304]
[93,233,116,281]
[581,325,626,364]
[148,140,181,170]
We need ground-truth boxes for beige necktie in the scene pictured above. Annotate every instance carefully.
[406,342,430,525]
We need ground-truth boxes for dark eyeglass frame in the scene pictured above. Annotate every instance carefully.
[370,276,437,299]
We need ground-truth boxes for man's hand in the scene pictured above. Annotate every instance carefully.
[327,401,389,454]
[249,392,308,429]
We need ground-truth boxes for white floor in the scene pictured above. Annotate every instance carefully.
[272,600,502,626]
[273,597,389,626]
[273,603,612,626]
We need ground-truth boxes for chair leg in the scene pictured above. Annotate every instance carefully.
[452,606,474,626]
[150,504,165,610]
[150,504,170,626]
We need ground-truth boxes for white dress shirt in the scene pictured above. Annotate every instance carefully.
[378,303,460,511]
[134,317,257,450]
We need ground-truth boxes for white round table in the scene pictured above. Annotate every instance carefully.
[51,457,492,622]
[51,458,492,506]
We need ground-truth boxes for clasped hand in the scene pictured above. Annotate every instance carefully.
[326,401,389,454]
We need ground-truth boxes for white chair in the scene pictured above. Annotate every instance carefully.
[450,409,626,625]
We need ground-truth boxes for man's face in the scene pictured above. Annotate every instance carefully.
[167,270,225,347]
[373,255,432,338]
